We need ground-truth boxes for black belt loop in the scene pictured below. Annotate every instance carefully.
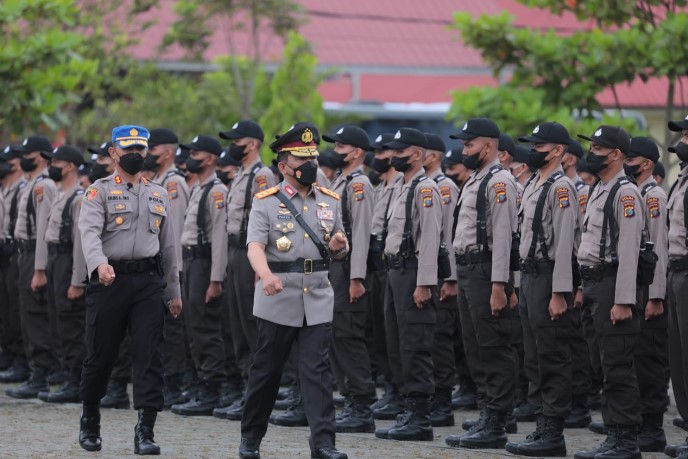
[268,258,329,274]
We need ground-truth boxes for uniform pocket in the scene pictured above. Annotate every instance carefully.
[403,323,434,351]
[477,315,520,347]
[106,202,132,231]
[148,202,167,234]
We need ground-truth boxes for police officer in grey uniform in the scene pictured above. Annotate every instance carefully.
[171,134,228,416]
[373,128,441,442]
[5,135,59,399]
[0,145,29,383]
[662,115,688,459]
[422,133,460,427]
[78,125,181,454]
[321,125,377,433]
[573,125,643,459]
[37,146,87,404]
[238,123,349,459]
[505,122,577,457]
[445,118,520,450]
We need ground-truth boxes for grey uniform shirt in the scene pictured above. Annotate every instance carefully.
[429,168,460,282]
[453,159,519,284]
[154,166,190,269]
[371,173,403,235]
[329,167,374,280]
[14,170,57,270]
[225,159,276,238]
[577,168,643,305]
[384,168,442,286]
[668,164,688,259]
[180,173,228,282]
[1,178,27,240]
[518,166,577,293]
[247,182,345,327]
[45,184,88,286]
[638,176,668,300]
[79,174,180,300]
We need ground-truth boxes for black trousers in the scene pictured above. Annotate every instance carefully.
[163,271,188,378]
[580,294,603,397]
[582,274,641,426]
[384,267,436,396]
[182,257,227,383]
[453,292,475,392]
[226,246,259,378]
[368,268,392,382]
[0,251,23,361]
[667,269,688,421]
[433,289,458,391]
[110,337,132,381]
[17,250,57,372]
[330,260,375,398]
[456,262,518,413]
[569,306,592,406]
[79,271,165,410]
[242,318,336,449]
[519,270,574,418]
[46,252,85,371]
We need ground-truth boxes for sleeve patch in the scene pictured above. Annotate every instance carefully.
[439,186,451,205]
[647,197,660,219]
[85,187,98,201]
[622,195,635,218]
[556,187,570,208]
[578,194,588,212]
[212,191,225,209]
[255,175,268,192]
[493,182,507,203]
[352,182,365,201]
[166,181,178,200]
[421,189,433,208]
[34,186,44,203]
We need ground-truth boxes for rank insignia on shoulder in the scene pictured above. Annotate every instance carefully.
[85,187,98,201]
[318,186,340,200]
[556,187,570,208]
[256,186,279,199]
[114,175,122,185]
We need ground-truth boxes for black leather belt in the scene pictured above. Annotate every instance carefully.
[386,255,418,270]
[669,256,688,272]
[579,263,618,281]
[228,234,247,249]
[16,239,36,253]
[109,257,159,274]
[456,251,492,266]
[182,245,211,260]
[520,259,555,275]
[268,258,329,274]
[47,243,73,255]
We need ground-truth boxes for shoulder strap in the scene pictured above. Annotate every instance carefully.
[240,164,262,238]
[161,169,184,186]
[9,184,23,240]
[196,179,218,246]
[575,180,586,192]
[526,172,563,260]
[640,182,656,198]
[26,175,46,240]
[381,183,396,240]
[476,164,504,250]
[600,176,628,264]
[59,189,83,244]
[274,191,329,260]
[399,176,425,257]
[341,171,362,245]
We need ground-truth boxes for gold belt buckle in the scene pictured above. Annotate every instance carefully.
[304,258,313,275]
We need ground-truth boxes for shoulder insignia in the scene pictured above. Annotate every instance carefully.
[318,186,340,200]
[493,182,507,203]
[421,188,433,208]
[75,189,85,196]
[152,191,161,197]
[556,187,570,208]
[439,185,451,205]
[256,186,280,199]
[255,175,268,192]
[646,196,660,219]
[621,195,636,218]
[166,180,179,200]
[36,176,45,183]
[85,187,98,201]
[114,175,123,185]
[579,194,588,212]
[351,182,365,201]
[18,182,26,189]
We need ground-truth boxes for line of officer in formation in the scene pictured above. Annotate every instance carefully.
[1,115,687,459]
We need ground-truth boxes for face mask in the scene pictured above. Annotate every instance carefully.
[20,157,37,172]
[390,155,412,172]
[462,152,482,171]
[228,143,248,162]
[118,152,144,175]
[217,170,231,186]
[48,166,64,182]
[527,148,551,170]
[143,153,161,171]
[330,151,350,169]
[623,163,642,178]
[586,151,609,174]
[89,163,109,182]
[185,157,204,174]
[674,142,688,163]
[371,157,391,174]
[0,162,12,180]
[368,170,381,187]
[290,161,318,186]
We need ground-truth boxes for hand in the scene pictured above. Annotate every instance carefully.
[573,288,583,309]
[67,286,84,300]
[490,283,507,317]
[548,293,568,321]
[610,304,633,325]
[645,299,664,321]
[509,290,519,309]
[349,279,366,303]
[205,281,222,303]
[97,263,115,286]
[413,286,432,309]
[31,270,47,292]
[328,231,348,252]
[168,298,182,318]
[262,272,283,296]
[439,281,458,302]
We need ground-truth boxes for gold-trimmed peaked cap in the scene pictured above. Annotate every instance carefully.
[112,125,149,149]
[270,122,320,157]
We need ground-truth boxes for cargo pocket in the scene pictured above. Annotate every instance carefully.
[404,322,434,351]
[148,202,167,234]
[477,315,520,347]
[332,311,366,338]
[106,202,132,231]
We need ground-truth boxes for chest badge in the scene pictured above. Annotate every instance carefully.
[276,235,292,252]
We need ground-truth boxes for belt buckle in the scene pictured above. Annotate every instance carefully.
[304,258,313,275]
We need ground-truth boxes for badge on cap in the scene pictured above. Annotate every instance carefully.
[175,148,181,156]
[3,146,8,153]
[462,122,468,131]
[594,128,602,137]
[337,128,344,134]
[232,122,239,129]
[533,125,540,133]
[301,128,313,143]
[394,130,401,139]
[100,142,108,149]
[375,135,382,142]
[445,151,451,157]
[192,136,199,143]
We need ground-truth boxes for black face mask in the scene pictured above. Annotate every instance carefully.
[118,152,144,175]
[330,151,351,169]
[623,163,642,178]
[20,157,37,172]
[446,173,463,188]
[48,166,64,182]
[390,155,412,173]
[143,153,161,172]
[89,163,109,182]
[462,152,483,170]
[674,142,688,163]
[217,170,232,186]
[228,143,248,162]
[0,162,12,180]
[185,158,204,174]
[290,161,318,186]
[527,148,551,170]
[368,170,381,187]
[371,157,391,174]
[586,151,610,174]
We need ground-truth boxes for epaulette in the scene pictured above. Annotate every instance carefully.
[256,186,279,199]
[75,189,85,196]
[317,186,340,200]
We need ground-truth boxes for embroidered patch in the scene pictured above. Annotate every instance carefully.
[579,194,588,212]
[212,191,225,209]
[255,175,268,192]
[647,197,660,219]
[111,190,123,195]
[152,191,161,197]
[440,186,451,205]
[154,204,165,214]
[34,186,43,203]
[167,181,178,200]
[493,182,507,203]
[85,187,98,201]
[114,175,122,185]
[622,195,635,218]
[284,185,297,197]
[352,182,365,201]
[115,204,125,210]
[556,187,570,208]
[421,189,433,208]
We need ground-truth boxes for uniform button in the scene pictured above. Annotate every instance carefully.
[305,234,310,239]
[303,287,308,293]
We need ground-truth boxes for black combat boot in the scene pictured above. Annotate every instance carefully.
[458,409,508,449]
[460,404,487,432]
[675,416,687,430]
[665,437,688,458]
[593,424,641,459]
[273,385,298,410]
[48,368,69,385]
[507,415,566,457]
[506,413,546,453]
[269,394,308,426]
[79,402,102,451]
[462,405,517,433]
[238,437,261,459]
[386,397,434,441]
[100,378,130,409]
[134,408,160,455]
[447,405,487,447]
[0,358,30,383]
[39,368,80,403]
[589,420,609,435]
[162,372,187,409]
[429,389,455,427]
[374,406,411,439]
[171,381,221,416]
[513,400,538,422]
[335,395,375,433]
[6,367,49,399]
[573,425,632,459]
[565,394,592,428]
[452,384,478,410]
[370,382,397,411]
[335,397,352,422]
[637,412,666,452]
[224,394,247,421]
[219,380,244,407]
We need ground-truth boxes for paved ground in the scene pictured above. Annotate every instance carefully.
[0,382,685,458]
